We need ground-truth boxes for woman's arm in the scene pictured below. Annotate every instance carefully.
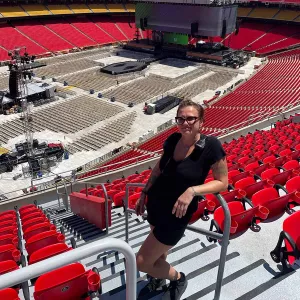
[172,157,228,218]
[191,157,228,195]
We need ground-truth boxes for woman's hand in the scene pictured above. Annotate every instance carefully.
[135,193,147,216]
[172,187,195,218]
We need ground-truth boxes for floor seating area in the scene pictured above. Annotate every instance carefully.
[0,96,124,144]
[0,203,101,299]
[67,112,137,154]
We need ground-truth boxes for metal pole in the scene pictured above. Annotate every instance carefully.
[0,238,137,300]
[213,193,231,300]
[125,183,145,243]
[98,183,109,235]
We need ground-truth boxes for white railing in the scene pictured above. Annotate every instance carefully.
[0,238,137,300]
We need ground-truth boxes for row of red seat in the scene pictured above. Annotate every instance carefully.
[0,16,140,61]
[0,204,101,299]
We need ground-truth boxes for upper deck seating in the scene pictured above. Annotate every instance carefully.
[21,5,50,16]
[46,5,72,15]
[107,4,126,12]
[0,6,27,17]
[69,4,91,14]
[88,4,108,13]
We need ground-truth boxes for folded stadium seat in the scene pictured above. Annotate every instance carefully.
[244,161,274,177]
[130,175,145,183]
[140,169,152,176]
[25,230,65,257]
[29,243,72,265]
[22,216,48,232]
[205,189,247,210]
[128,192,141,209]
[0,260,19,275]
[270,210,300,270]
[0,212,17,222]
[0,234,18,248]
[0,226,18,237]
[285,176,300,196]
[112,178,124,185]
[261,168,298,186]
[21,211,44,224]
[112,182,126,191]
[106,189,120,201]
[229,170,258,187]
[189,199,215,224]
[19,207,41,218]
[93,189,104,198]
[290,150,300,161]
[208,201,268,238]
[23,222,56,241]
[33,263,101,300]
[0,288,20,300]
[282,160,300,171]
[235,177,274,199]
[0,219,17,230]
[279,149,293,157]
[113,190,134,207]
[0,244,21,263]
[237,156,257,167]
[127,173,139,181]
[227,154,238,163]
[19,204,36,213]
[252,187,296,219]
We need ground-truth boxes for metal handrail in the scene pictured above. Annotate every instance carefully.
[69,181,110,235]
[124,183,231,300]
[0,237,137,300]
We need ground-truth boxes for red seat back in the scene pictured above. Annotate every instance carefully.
[0,288,20,300]
[29,243,71,265]
[22,217,48,232]
[286,176,300,193]
[21,211,44,223]
[0,260,19,275]
[283,210,300,264]
[34,263,100,300]
[0,244,20,262]
[25,230,65,257]
[283,160,299,171]
[0,234,18,248]
[24,222,56,241]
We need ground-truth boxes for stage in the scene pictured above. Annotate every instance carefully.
[100,61,147,75]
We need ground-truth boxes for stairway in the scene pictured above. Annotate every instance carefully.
[37,200,300,300]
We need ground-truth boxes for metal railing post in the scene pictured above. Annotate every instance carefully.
[0,238,137,300]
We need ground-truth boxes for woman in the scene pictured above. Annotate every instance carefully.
[135,99,228,300]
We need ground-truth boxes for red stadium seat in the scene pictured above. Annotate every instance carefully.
[20,207,41,218]
[270,210,300,269]
[25,230,65,257]
[0,220,17,230]
[29,243,72,265]
[0,212,17,222]
[0,234,18,248]
[0,260,19,275]
[209,201,268,237]
[229,170,256,186]
[261,168,297,186]
[23,223,56,241]
[244,161,273,176]
[189,199,215,224]
[0,226,18,237]
[0,244,21,263]
[0,288,20,300]
[286,176,300,193]
[19,204,36,213]
[113,190,134,207]
[282,160,299,171]
[128,193,141,210]
[21,211,44,223]
[235,177,274,199]
[22,217,48,232]
[33,263,101,300]
[252,188,296,219]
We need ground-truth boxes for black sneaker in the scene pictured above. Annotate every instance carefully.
[138,276,165,299]
[162,272,188,300]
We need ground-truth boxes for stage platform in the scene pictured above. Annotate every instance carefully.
[101,61,147,75]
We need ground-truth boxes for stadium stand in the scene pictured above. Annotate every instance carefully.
[21,5,51,16]
[248,7,280,19]
[125,3,135,12]
[68,4,92,14]
[41,18,96,48]
[46,5,73,15]
[0,24,46,54]
[87,4,109,13]
[273,9,300,21]
[90,15,127,42]
[237,7,253,17]
[107,4,126,13]
[114,16,137,40]
[0,6,27,17]
[67,112,137,154]
[66,16,115,44]
[13,20,74,52]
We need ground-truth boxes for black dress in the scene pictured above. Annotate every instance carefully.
[146,132,226,246]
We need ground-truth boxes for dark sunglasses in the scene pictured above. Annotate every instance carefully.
[175,116,199,125]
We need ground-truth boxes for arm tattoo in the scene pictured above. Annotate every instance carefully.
[211,158,228,178]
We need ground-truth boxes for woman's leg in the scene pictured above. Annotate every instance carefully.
[136,231,180,281]
[149,225,168,261]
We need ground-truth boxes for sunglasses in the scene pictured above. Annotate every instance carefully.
[175,116,199,125]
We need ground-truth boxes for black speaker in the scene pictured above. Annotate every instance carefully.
[191,22,198,37]
[140,18,144,30]
[221,20,227,39]
[143,18,148,28]
[9,69,21,99]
